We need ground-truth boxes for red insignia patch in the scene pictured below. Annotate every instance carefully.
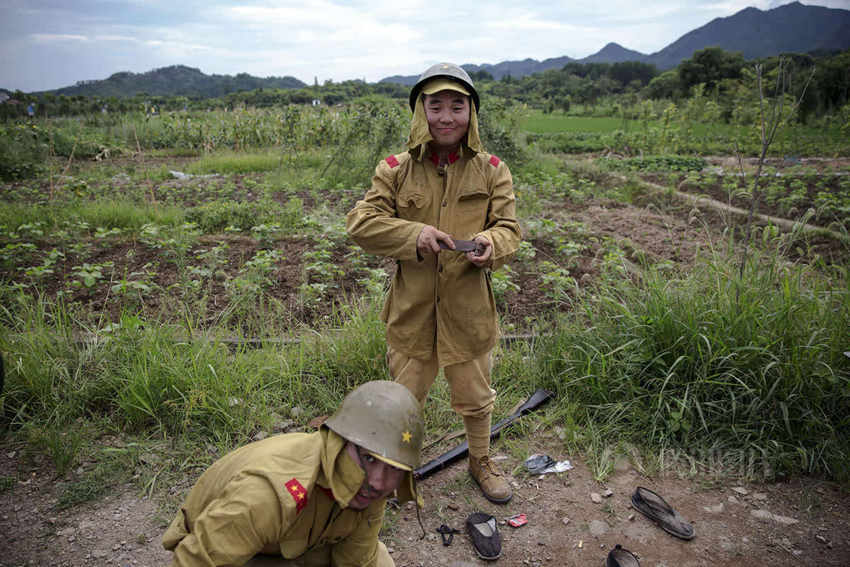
[489,155,501,167]
[285,478,308,512]
[386,155,399,168]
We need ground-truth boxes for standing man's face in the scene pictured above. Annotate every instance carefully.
[345,443,406,510]
[424,90,470,153]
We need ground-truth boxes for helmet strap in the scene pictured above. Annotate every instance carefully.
[413,475,426,539]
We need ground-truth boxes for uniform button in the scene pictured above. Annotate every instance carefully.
[442,201,447,207]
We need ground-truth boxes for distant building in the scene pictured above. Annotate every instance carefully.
[312,99,321,106]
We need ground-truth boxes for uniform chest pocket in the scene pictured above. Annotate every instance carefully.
[397,187,429,220]
[456,188,489,221]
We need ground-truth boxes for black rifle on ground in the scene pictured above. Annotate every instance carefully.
[413,388,554,480]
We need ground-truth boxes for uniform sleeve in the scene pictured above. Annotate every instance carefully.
[170,475,286,567]
[477,160,521,271]
[329,501,386,567]
[346,160,425,262]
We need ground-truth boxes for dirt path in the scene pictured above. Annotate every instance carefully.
[2,437,849,567]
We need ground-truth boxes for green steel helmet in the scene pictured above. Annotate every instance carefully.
[324,381,424,471]
[409,62,480,112]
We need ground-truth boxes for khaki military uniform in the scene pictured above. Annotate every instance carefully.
[346,147,521,367]
[163,429,393,567]
[347,143,520,460]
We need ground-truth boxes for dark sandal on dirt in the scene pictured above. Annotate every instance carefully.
[466,512,502,560]
[605,544,640,567]
[631,486,694,540]
[436,524,459,546]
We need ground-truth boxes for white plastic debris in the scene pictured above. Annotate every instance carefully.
[540,460,573,474]
[524,454,573,474]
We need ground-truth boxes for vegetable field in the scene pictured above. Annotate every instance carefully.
[1,102,849,567]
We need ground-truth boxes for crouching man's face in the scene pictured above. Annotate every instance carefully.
[345,443,406,510]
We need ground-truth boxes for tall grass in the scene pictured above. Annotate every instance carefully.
[0,200,184,233]
[186,151,284,175]
[532,248,850,480]
[0,294,389,439]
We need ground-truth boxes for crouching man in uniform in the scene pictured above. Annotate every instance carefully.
[162,381,424,566]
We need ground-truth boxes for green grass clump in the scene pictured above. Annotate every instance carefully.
[598,154,707,172]
[186,197,306,233]
[522,114,639,134]
[532,251,850,480]
[0,123,48,180]
[0,200,183,234]
[187,151,286,175]
[0,294,389,442]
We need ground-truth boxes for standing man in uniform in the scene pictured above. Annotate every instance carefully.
[162,381,424,566]
[346,63,521,504]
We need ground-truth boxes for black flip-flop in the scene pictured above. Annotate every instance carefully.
[436,524,459,546]
[605,544,640,567]
[631,486,694,540]
[466,512,501,560]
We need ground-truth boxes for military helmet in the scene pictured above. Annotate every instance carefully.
[409,62,480,112]
[324,380,423,471]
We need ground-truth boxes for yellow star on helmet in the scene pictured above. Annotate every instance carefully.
[401,430,412,443]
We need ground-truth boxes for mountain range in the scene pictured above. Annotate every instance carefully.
[380,1,850,85]
[45,65,306,98]
[25,1,850,98]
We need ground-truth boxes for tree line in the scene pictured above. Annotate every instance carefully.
[2,48,847,123]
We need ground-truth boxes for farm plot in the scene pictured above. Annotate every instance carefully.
[2,118,849,566]
[596,154,850,234]
[1,157,719,337]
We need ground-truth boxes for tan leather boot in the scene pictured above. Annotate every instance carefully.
[469,455,512,503]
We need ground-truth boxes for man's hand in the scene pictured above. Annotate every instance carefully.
[417,225,453,258]
[467,236,492,267]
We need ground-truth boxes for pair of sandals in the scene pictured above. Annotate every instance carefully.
[608,486,695,566]
[459,487,693,564]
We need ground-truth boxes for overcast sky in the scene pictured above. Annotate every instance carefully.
[1,0,848,92]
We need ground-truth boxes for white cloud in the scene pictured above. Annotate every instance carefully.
[95,35,138,42]
[31,33,88,42]
[2,0,846,91]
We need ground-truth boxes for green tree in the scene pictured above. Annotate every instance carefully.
[609,61,658,88]
[679,47,745,92]
[469,70,494,82]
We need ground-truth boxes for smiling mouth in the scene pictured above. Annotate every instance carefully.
[357,488,378,501]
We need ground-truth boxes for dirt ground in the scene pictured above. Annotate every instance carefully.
[2,433,849,567]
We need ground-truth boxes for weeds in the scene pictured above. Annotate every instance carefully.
[532,245,850,480]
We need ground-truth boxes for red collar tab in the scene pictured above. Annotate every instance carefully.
[386,155,399,168]
[429,151,460,167]
[489,155,501,167]
[285,478,308,512]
